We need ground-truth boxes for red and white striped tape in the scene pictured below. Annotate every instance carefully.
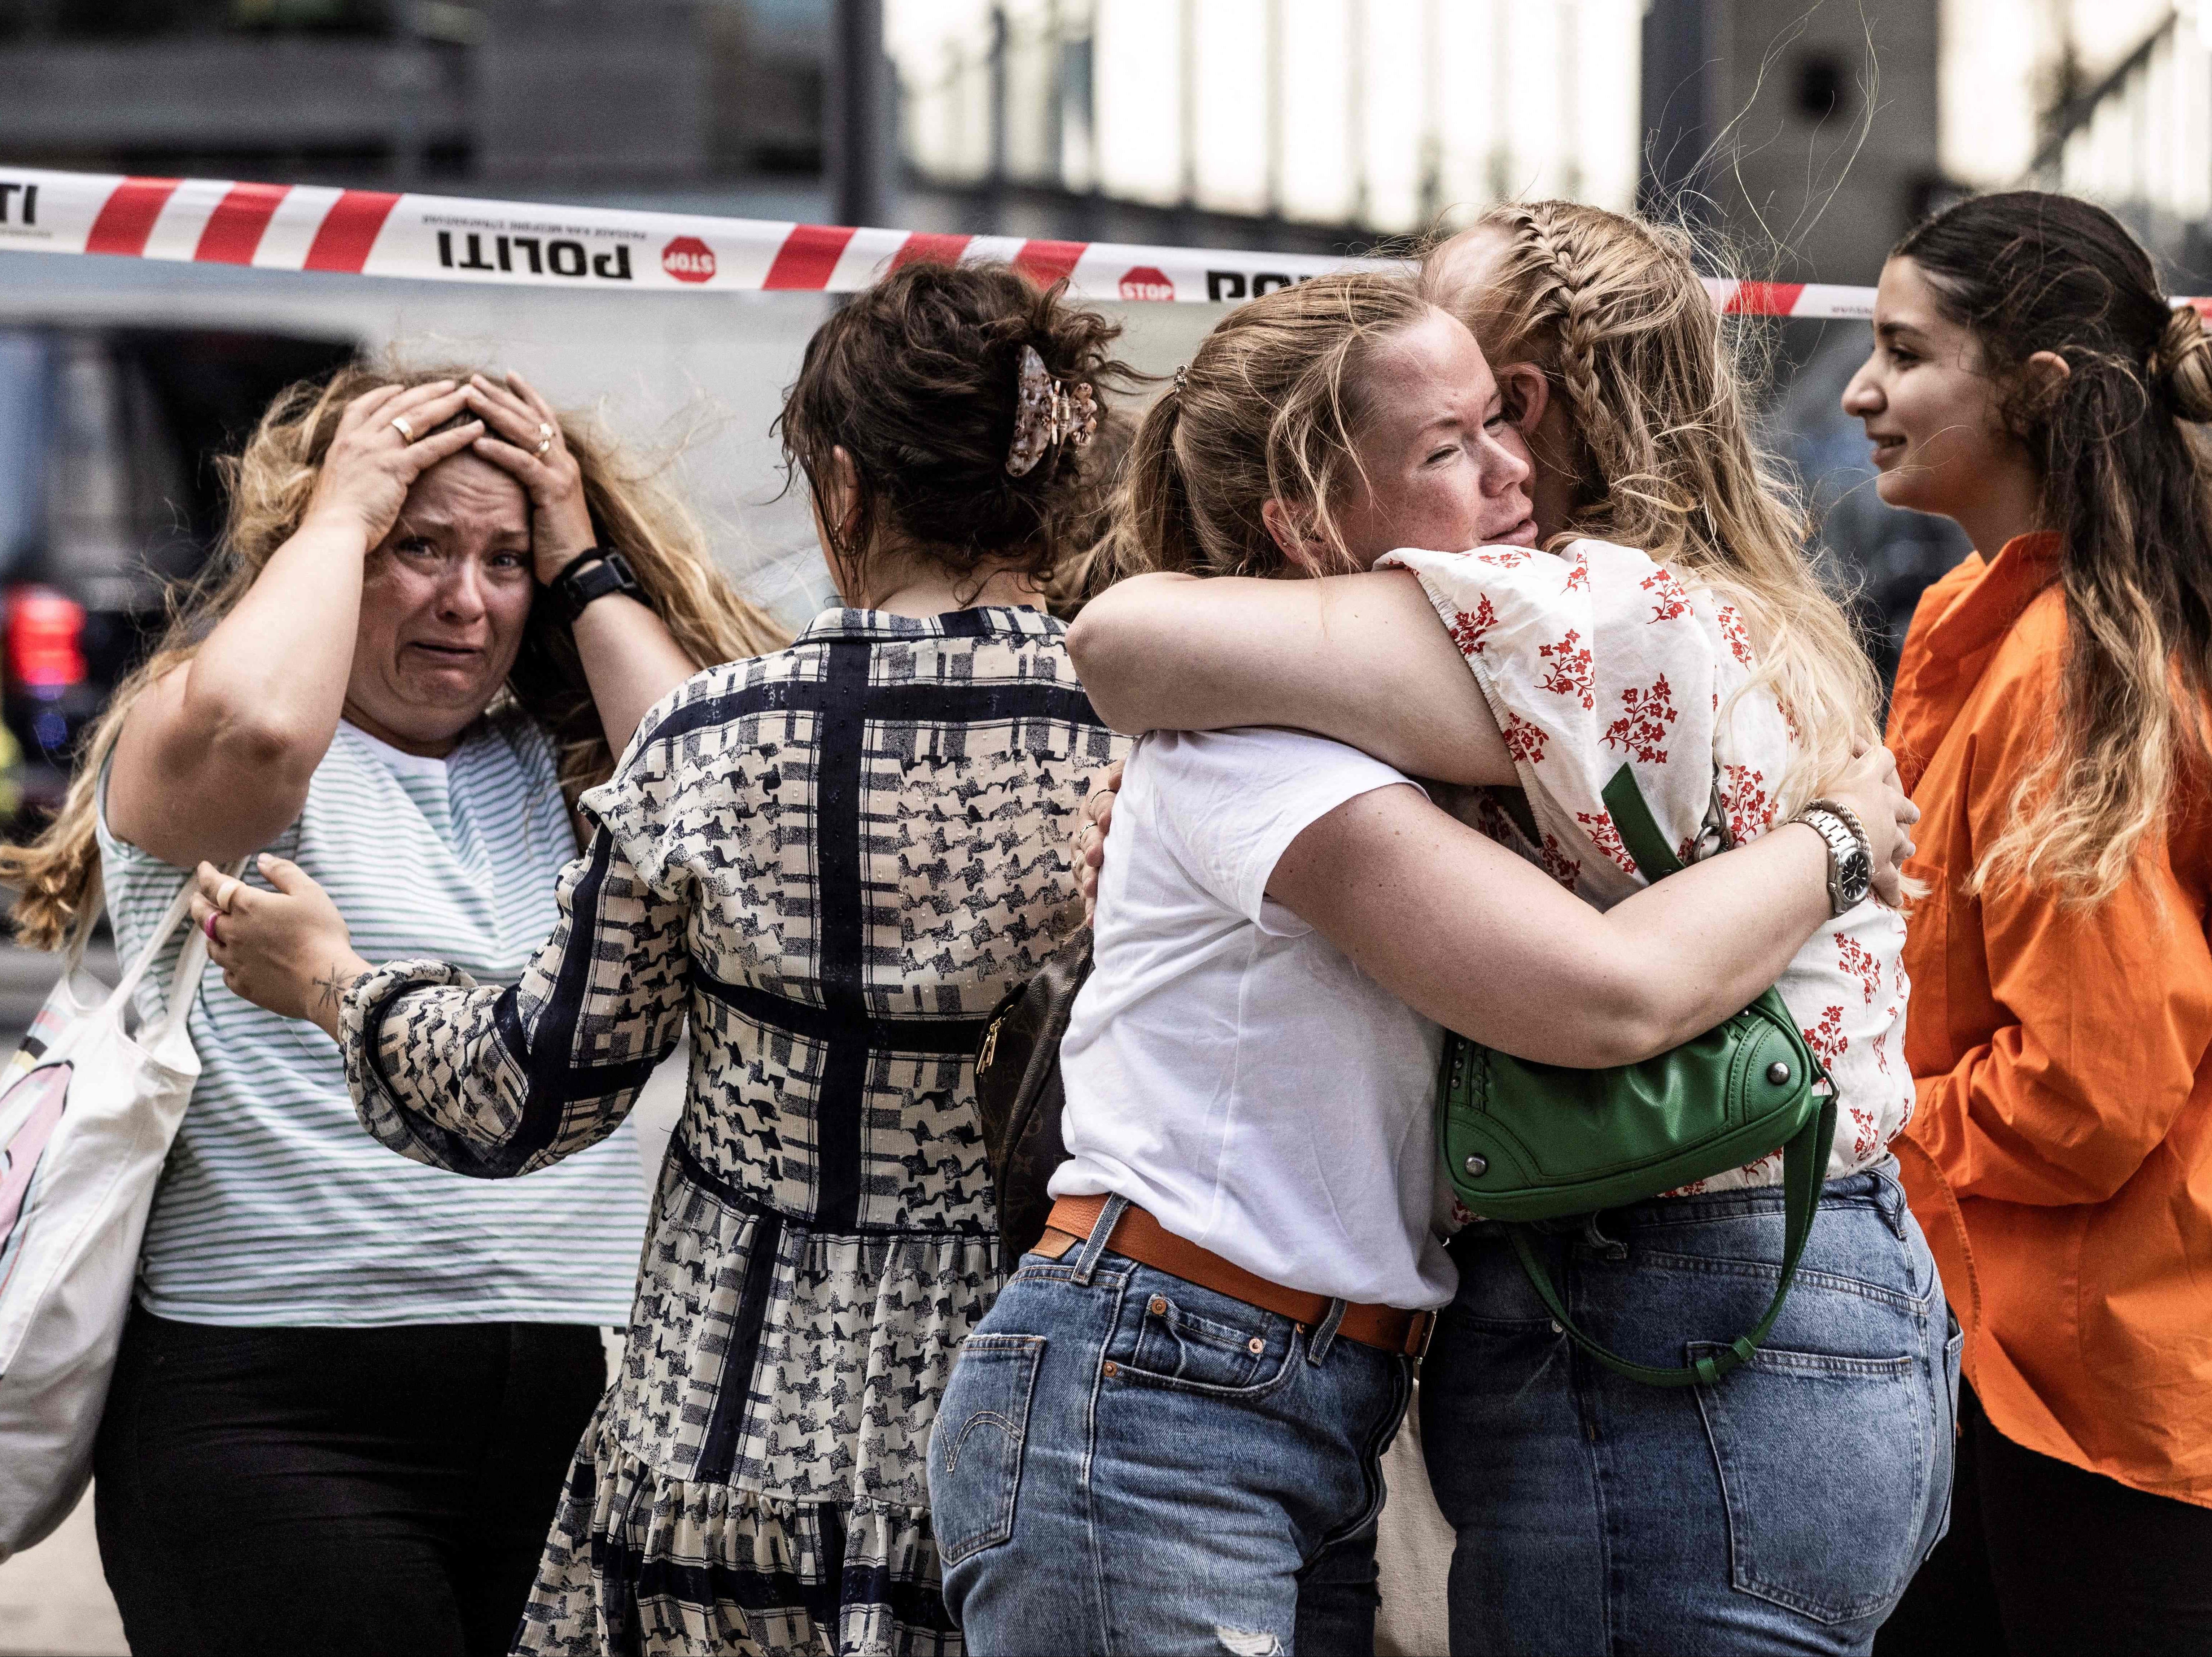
[0,164,1898,316]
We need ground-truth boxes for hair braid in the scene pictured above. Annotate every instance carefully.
[1422,200,1880,819]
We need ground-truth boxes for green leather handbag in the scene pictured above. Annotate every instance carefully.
[1437,764,1837,1388]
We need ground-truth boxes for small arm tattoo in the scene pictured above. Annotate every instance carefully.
[312,965,350,1013]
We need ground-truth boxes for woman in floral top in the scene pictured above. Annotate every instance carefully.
[195,262,1130,1656]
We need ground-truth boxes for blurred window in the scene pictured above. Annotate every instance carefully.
[0,333,48,586]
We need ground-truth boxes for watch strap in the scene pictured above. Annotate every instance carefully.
[545,548,642,627]
[1794,800,1872,915]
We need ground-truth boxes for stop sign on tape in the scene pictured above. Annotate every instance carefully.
[1119,265,1173,301]
[662,236,716,284]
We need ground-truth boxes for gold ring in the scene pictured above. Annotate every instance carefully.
[218,876,241,911]
[390,415,415,442]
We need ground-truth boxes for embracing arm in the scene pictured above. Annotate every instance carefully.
[1067,569,1514,785]
[193,825,688,1177]
[1270,784,1837,1065]
[108,382,483,868]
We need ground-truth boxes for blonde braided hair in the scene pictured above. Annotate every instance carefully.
[1428,201,1880,815]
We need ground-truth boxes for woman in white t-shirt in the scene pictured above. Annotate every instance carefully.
[928,271,1918,1656]
[0,364,779,1656]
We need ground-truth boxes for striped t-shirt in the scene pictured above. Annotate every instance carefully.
[96,710,646,1327]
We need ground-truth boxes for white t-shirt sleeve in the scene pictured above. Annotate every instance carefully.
[1137,728,1422,935]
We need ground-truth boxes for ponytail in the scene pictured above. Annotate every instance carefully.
[1107,271,1430,581]
[1117,385,1202,577]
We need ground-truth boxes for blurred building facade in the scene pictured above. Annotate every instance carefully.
[6,0,2212,701]
[890,0,1644,252]
[0,0,830,202]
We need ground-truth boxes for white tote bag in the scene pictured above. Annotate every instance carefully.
[0,877,219,1559]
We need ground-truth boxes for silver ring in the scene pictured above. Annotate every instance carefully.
[534,422,554,458]
[390,415,415,442]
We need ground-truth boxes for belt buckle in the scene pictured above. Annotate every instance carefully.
[1412,1309,1437,1361]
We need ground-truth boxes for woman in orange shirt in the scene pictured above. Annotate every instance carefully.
[1845,191,2212,1655]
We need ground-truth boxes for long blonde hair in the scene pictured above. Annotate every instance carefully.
[1431,201,1881,811]
[0,361,787,950]
[1118,271,1434,580]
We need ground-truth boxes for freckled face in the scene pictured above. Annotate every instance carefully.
[1842,256,2027,519]
[1330,307,1540,568]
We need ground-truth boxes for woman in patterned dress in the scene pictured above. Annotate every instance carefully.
[1053,215,1954,1653]
[195,261,1131,1655]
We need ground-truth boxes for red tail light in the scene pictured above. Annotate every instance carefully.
[7,589,86,690]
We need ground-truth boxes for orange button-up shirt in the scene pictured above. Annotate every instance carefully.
[1888,532,2212,1506]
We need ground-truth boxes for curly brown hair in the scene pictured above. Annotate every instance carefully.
[776,261,1140,592]
[0,359,788,950]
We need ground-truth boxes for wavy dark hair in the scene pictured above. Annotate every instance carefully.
[1897,191,2212,902]
[777,260,1140,592]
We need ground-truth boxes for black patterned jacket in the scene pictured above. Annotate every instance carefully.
[337,606,1120,1653]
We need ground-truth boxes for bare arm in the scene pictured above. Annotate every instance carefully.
[1066,568,1513,785]
[108,382,484,869]
[1268,742,1916,1067]
[1272,786,1833,1065]
[462,372,700,755]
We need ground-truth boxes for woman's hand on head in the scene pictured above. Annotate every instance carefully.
[462,372,598,583]
[300,381,483,551]
[191,855,372,1042]
[1814,742,1920,906]
[1074,759,1123,923]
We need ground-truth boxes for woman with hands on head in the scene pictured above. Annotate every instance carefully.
[184,262,1131,1655]
[0,362,780,1657]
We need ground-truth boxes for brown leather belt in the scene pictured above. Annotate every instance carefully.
[1037,1193,1434,1359]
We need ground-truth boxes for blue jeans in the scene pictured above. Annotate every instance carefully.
[930,1196,1416,1656]
[1424,1161,1960,1656]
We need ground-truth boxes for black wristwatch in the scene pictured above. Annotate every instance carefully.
[543,548,644,627]
[1794,800,1875,915]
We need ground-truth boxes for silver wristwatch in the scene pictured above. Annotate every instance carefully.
[1794,800,1874,915]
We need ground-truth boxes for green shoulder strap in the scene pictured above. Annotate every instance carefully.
[1496,766,1833,1389]
[1504,1094,1836,1387]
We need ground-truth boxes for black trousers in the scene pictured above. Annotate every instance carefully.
[1877,1379,2212,1657]
[93,1305,606,1657]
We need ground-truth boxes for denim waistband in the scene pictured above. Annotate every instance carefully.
[1506,1155,1908,1238]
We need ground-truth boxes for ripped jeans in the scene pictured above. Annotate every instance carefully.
[930,1196,1416,1656]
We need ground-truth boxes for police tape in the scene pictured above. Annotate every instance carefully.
[0,164,1892,316]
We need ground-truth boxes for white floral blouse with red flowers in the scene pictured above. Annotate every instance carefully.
[1384,537,1912,1192]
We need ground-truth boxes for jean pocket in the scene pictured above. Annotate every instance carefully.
[928,1335,1046,1566]
[1692,1341,1931,1625]
[1942,1317,1964,1424]
[1113,1278,1295,1396]
[1928,1317,1965,1553]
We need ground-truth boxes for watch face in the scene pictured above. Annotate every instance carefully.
[1839,847,1873,902]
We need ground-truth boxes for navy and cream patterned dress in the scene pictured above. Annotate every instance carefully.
[338,606,1118,1657]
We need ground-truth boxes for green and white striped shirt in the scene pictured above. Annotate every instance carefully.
[97,710,645,1327]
